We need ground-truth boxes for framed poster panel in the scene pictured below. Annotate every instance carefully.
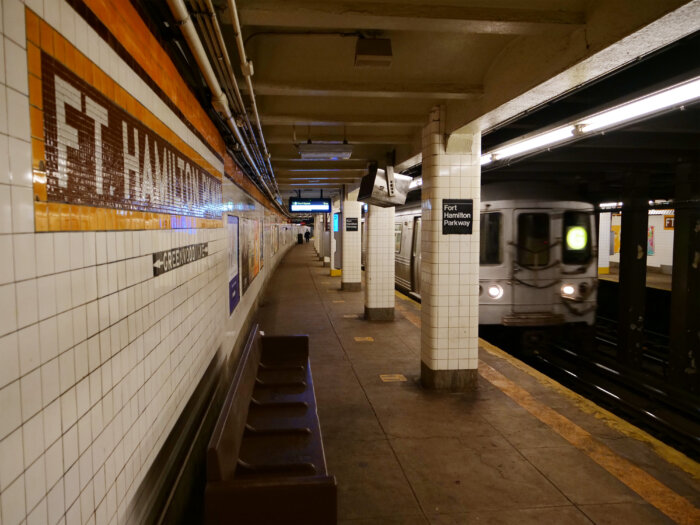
[227,215,240,315]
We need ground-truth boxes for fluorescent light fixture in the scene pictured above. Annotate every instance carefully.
[578,77,700,133]
[599,202,623,209]
[481,76,700,166]
[297,143,353,160]
[491,126,574,161]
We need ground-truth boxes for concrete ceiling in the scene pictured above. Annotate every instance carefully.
[208,0,698,199]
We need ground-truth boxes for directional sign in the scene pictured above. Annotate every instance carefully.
[346,217,359,232]
[152,243,209,277]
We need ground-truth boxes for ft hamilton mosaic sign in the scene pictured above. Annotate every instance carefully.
[41,52,222,219]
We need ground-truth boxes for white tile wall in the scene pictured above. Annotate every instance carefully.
[341,200,362,285]
[0,3,297,525]
[364,205,394,309]
[420,106,481,372]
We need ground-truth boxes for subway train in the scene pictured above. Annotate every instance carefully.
[363,182,598,327]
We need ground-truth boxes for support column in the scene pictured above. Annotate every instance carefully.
[617,173,649,367]
[420,106,480,391]
[364,205,395,320]
[342,189,362,291]
[313,215,321,255]
[598,212,611,274]
[330,198,341,275]
[669,163,700,393]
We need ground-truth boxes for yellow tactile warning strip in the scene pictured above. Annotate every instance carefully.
[354,337,374,342]
[343,314,359,319]
[379,374,407,382]
[478,360,700,525]
[394,289,700,518]
[332,300,345,304]
[330,269,342,277]
[479,339,700,482]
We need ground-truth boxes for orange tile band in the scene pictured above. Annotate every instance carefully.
[81,0,224,156]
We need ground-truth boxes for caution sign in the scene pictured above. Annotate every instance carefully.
[153,243,209,277]
[442,199,473,234]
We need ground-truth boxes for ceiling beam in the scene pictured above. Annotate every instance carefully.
[265,134,414,144]
[260,114,425,127]
[238,1,584,35]
[247,81,482,100]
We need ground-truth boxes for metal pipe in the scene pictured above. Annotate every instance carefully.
[226,0,277,193]
[166,0,278,202]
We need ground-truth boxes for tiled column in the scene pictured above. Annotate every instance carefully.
[421,106,481,391]
[341,193,362,291]
[330,197,341,275]
[364,205,395,320]
[313,215,321,255]
[598,212,611,274]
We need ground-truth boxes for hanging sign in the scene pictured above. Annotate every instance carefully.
[442,199,473,234]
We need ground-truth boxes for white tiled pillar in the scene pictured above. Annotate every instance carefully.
[313,215,321,255]
[341,194,362,291]
[598,212,611,274]
[330,197,341,274]
[364,205,395,320]
[420,106,481,390]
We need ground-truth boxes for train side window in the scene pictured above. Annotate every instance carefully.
[480,212,502,265]
[563,211,592,264]
[517,213,550,267]
[395,223,402,253]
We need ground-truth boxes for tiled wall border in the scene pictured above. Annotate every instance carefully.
[26,8,223,231]
[25,0,224,177]
[68,0,223,164]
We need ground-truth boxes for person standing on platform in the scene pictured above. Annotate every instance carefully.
[305,230,311,243]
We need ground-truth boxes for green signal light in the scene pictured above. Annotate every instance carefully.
[566,226,588,250]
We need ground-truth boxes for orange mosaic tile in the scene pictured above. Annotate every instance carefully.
[26,9,40,46]
[29,74,43,109]
[27,42,41,77]
[83,0,224,155]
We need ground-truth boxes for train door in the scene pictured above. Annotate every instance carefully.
[412,216,422,295]
[512,210,559,317]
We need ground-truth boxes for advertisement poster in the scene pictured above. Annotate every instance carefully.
[227,216,240,315]
[272,225,279,255]
[241,218,262,294]
[647,226,655,256]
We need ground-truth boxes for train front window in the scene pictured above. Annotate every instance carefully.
[480,213,502,265]
[563,211,592,264]
[517,213,550,267]
[395,223,402,253]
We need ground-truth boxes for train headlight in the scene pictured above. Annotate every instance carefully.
[566,226,588,250]
[561,284,576,297]
[487,284,504,299]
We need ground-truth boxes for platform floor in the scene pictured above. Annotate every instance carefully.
[259,244,699,524]
[599,267,672,291]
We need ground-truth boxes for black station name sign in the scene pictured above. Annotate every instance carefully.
[345,217,359,232]
[153,243,209,276]
[442,199,473,234]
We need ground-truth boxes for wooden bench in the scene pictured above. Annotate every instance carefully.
[205,325,337,524]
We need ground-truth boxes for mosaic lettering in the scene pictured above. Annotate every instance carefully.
[41,52,222,219]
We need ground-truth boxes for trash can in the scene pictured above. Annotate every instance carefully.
[297,233,304,244]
